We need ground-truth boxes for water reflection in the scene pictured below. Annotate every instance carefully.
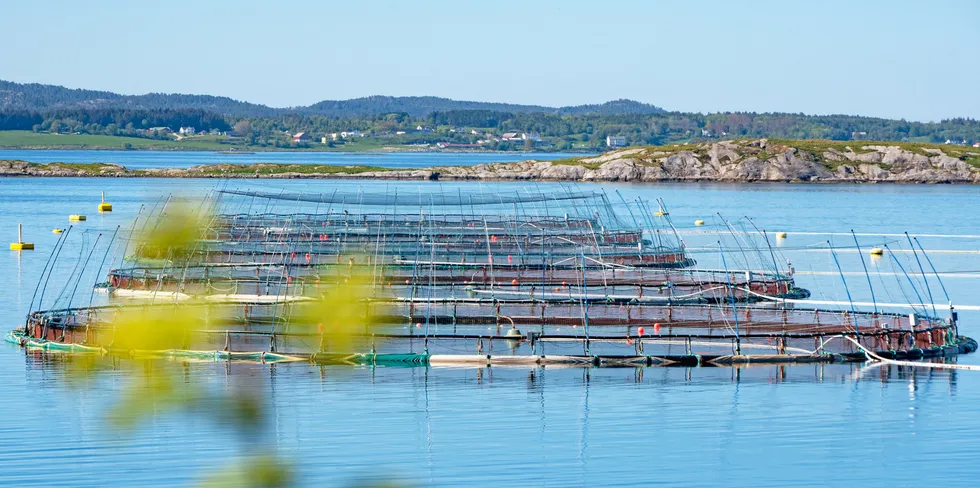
[6,346,975,487]
[20,349,961,392]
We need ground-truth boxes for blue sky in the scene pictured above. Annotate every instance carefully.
[2,0,977,121]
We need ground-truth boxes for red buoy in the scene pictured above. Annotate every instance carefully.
[637,326,645,336]
[654,322,661,334]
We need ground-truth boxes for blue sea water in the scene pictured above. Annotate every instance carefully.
[2,169,980,487]
[0,149,583,169]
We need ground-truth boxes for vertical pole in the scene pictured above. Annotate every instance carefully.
[743,217,779,277]
[580,252,590,356]
[68,234,102,311]
[18,223,23,243]
[90,225,121,309]
[828,241,859,335]
[913,237,956,340]
[905,232,938,320]
[27,227,69,326]
[884,244,928,317]
[718,241,740,355]
[36,226,73,313]
[850,230,878,315]
[912,237,950,303]
[614,190,642,233]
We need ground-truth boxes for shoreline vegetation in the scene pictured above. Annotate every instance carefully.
[2,138,979,184]
[3,80,979,154]
[0,130,575,153]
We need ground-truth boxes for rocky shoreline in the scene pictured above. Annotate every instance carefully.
[2,139,979,183]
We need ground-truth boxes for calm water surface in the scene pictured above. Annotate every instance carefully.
[2,177,980,487]
[0,149,584,169]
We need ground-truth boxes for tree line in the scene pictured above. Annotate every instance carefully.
[1,107,978,148]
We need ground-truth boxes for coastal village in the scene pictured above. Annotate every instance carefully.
[131,125,646,152]
[26,118,978,154]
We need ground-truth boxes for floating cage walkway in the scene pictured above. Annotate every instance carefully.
[10,187,977,369]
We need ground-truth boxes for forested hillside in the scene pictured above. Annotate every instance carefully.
[0,80,664,118]
[1,79,977,150]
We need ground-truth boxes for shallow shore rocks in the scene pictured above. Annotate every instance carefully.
[2,140,979,184]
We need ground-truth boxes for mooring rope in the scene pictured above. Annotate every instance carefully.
[841,335,980,371]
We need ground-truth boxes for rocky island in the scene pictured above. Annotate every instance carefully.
[2,138,979,183]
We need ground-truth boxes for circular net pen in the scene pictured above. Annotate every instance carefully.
[11,299,974,367]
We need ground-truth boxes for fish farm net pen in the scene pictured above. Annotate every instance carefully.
[9,187,977,369]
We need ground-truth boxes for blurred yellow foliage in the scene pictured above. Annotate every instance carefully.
[57,196,393,487]
[110,302,222,352]
[133,198,211,260]
[292,261,378,353]
[201,454,294,488]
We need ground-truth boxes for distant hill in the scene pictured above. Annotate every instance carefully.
[2,79,976,149]
[303,95,555,118]
[0,80,278,118]
[303,96,665,118]
[0,80,664,118]
[558,99,665,116]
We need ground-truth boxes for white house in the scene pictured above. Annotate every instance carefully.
[522,132,542,142]
[606,135,627,148]
[178,126,196,135]
[973,142,980,148]
[340,130,363,138]
[501,132,524,141]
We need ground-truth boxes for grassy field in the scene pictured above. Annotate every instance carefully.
[0,130,588,154]
[0,131,247,150]
[0,131,415,152]
[189,164,392,175]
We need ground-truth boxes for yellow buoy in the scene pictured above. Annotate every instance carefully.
[98,191,112,212]
[52,228,64,234]
[69,215,86,221]
[776,232,788,239]
[869,247,884,256]
[9,224,34,251]
[694,219,705,226]
[654,211,666,217]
